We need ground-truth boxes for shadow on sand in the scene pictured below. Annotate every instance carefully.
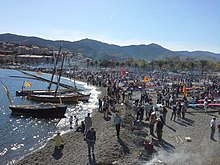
[117,137,130,155]
[158,139,176,153]
[52,144,64,160]
[165,124,176,132]
[87,153,97,165]
[104,116,111,121]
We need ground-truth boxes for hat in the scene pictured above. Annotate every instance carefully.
[212,117,216,120]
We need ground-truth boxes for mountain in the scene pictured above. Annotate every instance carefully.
[176,51,220,61]
[0,33,219,61]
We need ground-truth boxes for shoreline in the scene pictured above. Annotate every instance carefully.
[13,86,220,165]
[1,68,219,165]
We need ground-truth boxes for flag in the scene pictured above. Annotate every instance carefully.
[37,70,42,75]
[144,77,151,83]
[0,80,13,105]
[121,68,125,76]
[24,81,32,87]
[183,85,187,97]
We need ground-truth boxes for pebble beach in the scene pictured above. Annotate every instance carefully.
[13,85,220,165]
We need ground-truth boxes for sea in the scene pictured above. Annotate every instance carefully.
[0,69,100,165]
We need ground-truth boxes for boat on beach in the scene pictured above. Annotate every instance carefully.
[27,92,91,103]
[16,89,76,96]
[9,103,67,118]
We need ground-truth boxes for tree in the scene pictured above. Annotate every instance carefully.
[157,60,164,71]
[200,60,208,76]
[86,58,90,68]
[95,61,98,68]
[168,60,175,72]
[149,61,155,72]
[187,61,196,74]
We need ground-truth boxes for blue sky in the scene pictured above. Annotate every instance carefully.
[0,0,219,53]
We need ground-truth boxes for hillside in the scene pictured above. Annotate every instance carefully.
[0,33,219,61]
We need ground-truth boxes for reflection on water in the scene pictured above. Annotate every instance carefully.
[0,69,100,164]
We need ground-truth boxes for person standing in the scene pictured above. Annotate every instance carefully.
[74,115,79,126]
[149,112,157,136]
[162,106,168,124]
[84,113,92,135]
[204,99,208,113]
[69,116,73,129]
[210,117,216,140]
[156,118,164,141]
[218,123,220,143]
[170,102,177,121]
[53,132,63,150]
[132,101,137,118]
[114,113,123,138]
[85,127,96,155]
[98,98,102,112]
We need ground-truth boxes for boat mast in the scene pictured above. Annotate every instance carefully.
[48,44,62,90]
[54,53,65,97]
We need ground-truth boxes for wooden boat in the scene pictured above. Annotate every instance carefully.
[9,103,67,118]
[28,93,78,103]
[77,93,91,102]
[28,93,91,103]
[1,80,67,118]
[16,89,75,96]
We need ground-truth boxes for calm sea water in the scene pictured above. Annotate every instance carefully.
[0,69,100,165]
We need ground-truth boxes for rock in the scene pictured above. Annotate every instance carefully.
[185,137,192,142]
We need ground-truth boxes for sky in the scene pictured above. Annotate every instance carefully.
[0,0,219,53]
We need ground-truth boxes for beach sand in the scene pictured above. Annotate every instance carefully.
[14,87,220,165]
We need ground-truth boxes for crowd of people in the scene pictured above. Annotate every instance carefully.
[55,69,220,156]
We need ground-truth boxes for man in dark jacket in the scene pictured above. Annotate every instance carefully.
[156,118,164,141]
[85,127,96,155]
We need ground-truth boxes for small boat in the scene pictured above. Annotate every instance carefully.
[77,93,91,102]
[9,103,67,118]
[27,93,91,103]
[16,89,75,96]
[28,93,78,103]
[1,80,67,118]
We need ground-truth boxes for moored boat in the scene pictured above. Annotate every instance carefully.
[16,89,75,96]
[27,93,91,103]
[28,93,79,103]
[9,103,67,118]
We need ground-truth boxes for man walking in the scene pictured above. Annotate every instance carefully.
[162,106,168,124]
[85,127,96,155]
[210,117,216,140]
[156,118,164,141]
[170,102,177,121]
[114,113,123,138]
[84,113,92,135]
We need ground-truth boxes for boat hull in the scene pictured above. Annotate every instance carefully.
[28,94,79,103]
[16,89,75,96]
[28,93,91,103]
[9,104,67,118]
